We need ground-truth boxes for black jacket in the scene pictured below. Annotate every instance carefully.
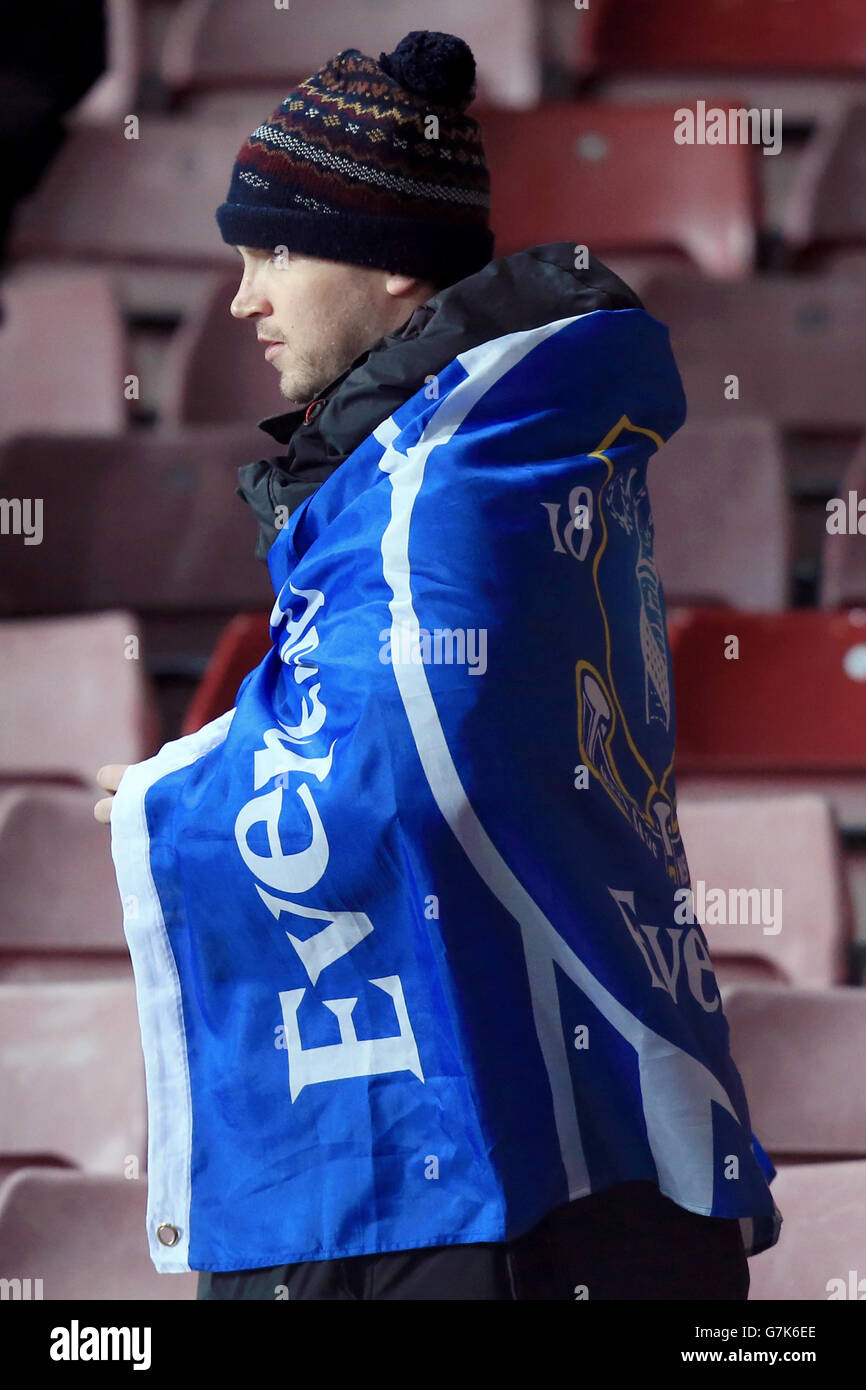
[236,242,643,562]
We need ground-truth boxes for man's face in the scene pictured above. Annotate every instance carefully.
[230,247,427,404]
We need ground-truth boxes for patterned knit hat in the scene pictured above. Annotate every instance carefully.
[215,31,494,288]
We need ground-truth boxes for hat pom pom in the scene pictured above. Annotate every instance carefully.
[379,31,476,108]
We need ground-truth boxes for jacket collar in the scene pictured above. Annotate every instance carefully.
[255,301,436,446]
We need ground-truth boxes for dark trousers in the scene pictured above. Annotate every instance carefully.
[196,1181,750,1300]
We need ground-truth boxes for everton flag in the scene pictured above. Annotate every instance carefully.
[111,307,783,1273]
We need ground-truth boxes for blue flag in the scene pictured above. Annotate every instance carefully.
[111,307,782,1273]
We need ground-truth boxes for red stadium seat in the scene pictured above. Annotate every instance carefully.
[747,1160,866,1299]
[723,986,866,1158]
[0,613,159,785]
[784,104,866,265]
[0,1168,198,1299]
[70,0,141,127]
[670,609,866,831]
[642,273,866,429]
[479,103,759,277]
[0,980,145,1173]
[593,0,866,74]
[0,431,273,617]
[821,435,866,608]
[0,269,129,441]
[650,418,791,611]
[160,273,289,427]
[0,786,130,978]
[181,611,272,734]
[672,610,866,773]
[676,797,852,989]
[161,0,541,108]
[8,121,241,268]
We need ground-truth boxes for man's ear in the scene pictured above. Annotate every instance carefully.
[384,273,423,297]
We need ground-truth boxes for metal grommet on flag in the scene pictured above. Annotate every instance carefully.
[156,1223,180,1247]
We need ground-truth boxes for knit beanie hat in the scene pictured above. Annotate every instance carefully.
[215,31,494,288]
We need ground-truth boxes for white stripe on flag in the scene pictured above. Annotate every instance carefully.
[110,708,236,1273]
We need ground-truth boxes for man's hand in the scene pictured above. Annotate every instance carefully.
[94,764,128,823]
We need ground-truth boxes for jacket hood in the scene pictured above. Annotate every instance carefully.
[237,242,646,561]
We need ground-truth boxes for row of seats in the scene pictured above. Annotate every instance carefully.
[10,102,866,284]
[0,978,862,1298]
[0,430,273,614]
[0,782,853,990]
[69,0,866,132]
[3,607,865,815]
[2,418,855,622]
[0,1156,861,1300]
[22,976,864,1183]
[6,265,866,432]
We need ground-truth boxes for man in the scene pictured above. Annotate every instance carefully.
[97,30,781,1300]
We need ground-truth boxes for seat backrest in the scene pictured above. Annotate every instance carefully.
[593,0,866,73]
[746,1159,866,1300]
[0,431,273,617]
[70,0,141,126]
[0,786,127,955]
[642,273,866,429]
[480,103,758,277]
[160,274,288,427]
[181,611,272,734]
[0,270,128,441]
[724,984,866,1157]
[0,612,157,784]
[0,980,146,1172]
[821,433,866,608]
[9,121,240,266]
[784,104,866,254]
[650,417,790,610]
[161,0,541,107]
[670,610,866,773]
[0,1168,198,1299]
[676,796,851,987]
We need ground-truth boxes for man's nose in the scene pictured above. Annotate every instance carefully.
[230,274,271,319]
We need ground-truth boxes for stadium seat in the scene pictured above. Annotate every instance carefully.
[0,1168,198,1300]
[70,0,141,127]
[479,103,759,277]
[0,786,130,978]
[0,612,159,785]
[161,0,541,108]
[821,434,866,608]
[675,797,852,988]
[0,979,145,1173]
[670,609,866,832]
[0,269,128,441]
[641,273,866,428]
[746,1159,866,1299]
[181,611,272,734]
[723,985,866,1158]
[0,432,273,617]
[672,610,866,773]
[8,121,241,268]
[650,417,791,610]
[593,0,866,74]
[785,104,866,266]
[160,273,289,426]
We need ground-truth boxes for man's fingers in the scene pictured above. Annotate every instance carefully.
[96,764,128,792]
[94,795,114,824]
